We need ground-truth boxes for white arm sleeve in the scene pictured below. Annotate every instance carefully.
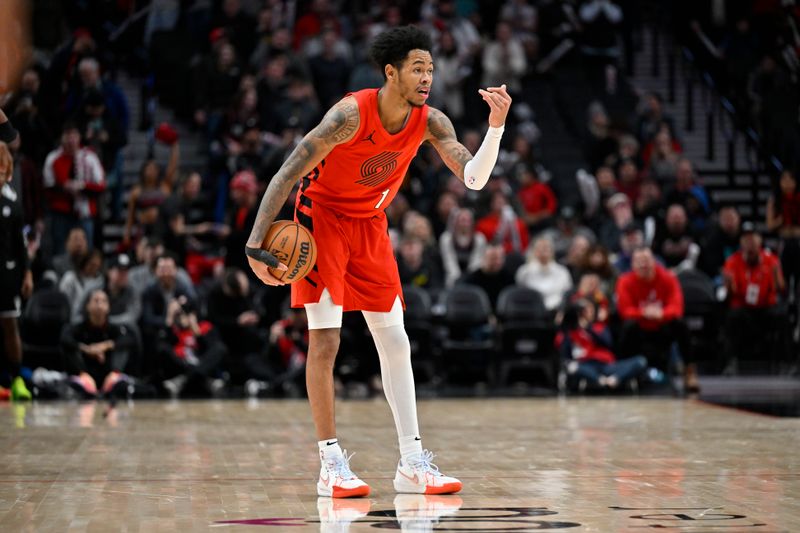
[463,125,504,190]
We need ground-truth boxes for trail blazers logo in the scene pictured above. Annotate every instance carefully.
[357,151,402,187]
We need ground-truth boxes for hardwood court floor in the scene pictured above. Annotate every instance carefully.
[1,398,798,532]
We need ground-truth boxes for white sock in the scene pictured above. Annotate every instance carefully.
[318,438,342,463]
[367,323,421,452]
[399,435,423,464]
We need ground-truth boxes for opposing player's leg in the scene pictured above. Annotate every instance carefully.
[363,300,461,495]
[0,288,31,401]
[306,289,369,498]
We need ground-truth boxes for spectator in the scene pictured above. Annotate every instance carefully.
[308,29,352,109]
[6,67,53,165]
[652,204,700,272]
[616,247,694,390]
[766,169,800,308]
[613,223,644,274]
[75,88,127,174]
[397,237,443,290]
[193,42,242,134]
[246,307,310,397]
[636,92,677,144]
[516,237,573,312]
[60,289,135,397]
[461,244,517,311]
[594,165,619,207]
[482,21,527,95]
[722,222,786,365]
[52,226,89,279]
[128,236,196,301]
[212,0,257,61]
[123,136,180,247]
[476,191,530,256]
[563,234,592,282]
[219,88,261,161]
[43,122,105,253]
[584,101,617,171]
[431,191,459,238]
[160,172,224,273]
[570,273,611,324]
[59,248,104,320]
[66,57,130,133]
[700,205,741,279]
[644,130,681,184]
[440,207,488,288]
[225,170,260,275]
[665,158,712,226]
[540,205,596,261]
[159,298,228,398]
[617,159,641,204]
[581,244,617,295]
[206,269,264,384]
[79,254,140,327]
[428,29,467,123]
[599,193,635,253]
[578,0,623,89]
[556,299,647,390]
[634,178,664,223]
[75,88,127,220]
[516,165,557,233]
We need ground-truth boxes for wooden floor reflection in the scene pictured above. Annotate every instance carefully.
[1,398,798,532]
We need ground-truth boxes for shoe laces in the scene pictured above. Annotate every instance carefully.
[328,450,358,480]
[409,449,441,477]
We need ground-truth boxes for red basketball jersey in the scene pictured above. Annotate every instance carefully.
[297,88,429,217]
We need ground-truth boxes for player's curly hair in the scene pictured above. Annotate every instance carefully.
[369,25,433,80]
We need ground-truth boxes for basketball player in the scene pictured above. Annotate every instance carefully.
[245,26,511,497]
[0,110,33,401]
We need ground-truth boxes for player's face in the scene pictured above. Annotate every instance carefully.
[397,49,433,108]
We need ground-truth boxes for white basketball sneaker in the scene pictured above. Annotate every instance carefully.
[393,494,463,533]
[317,450,370,498]
[393,450,462,494]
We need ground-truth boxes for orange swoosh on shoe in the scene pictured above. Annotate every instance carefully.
[398,470,419,484]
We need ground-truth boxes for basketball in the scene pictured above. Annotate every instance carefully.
[262,220,317,283]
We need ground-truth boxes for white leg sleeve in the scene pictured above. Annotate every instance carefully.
[363,297,420,438]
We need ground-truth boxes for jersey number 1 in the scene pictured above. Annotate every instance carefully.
[375,188,390,209]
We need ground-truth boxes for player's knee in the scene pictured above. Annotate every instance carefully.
[308,329,340,365]
[370,325,411,360]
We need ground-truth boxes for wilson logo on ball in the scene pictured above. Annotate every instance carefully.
[262,220,317,283]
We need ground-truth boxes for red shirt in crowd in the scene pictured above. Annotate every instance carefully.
[475,213,530,254]
[43,147,106,217]
[616,264,684,330]
[518,181,557,217]
[555,326,616,365]
[723,249,783,309]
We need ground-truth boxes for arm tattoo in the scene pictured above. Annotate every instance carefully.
[427,108,473,179]
[315,99,360,143]
[246,98,360,247]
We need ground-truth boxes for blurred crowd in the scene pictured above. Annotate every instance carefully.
[0,0,798,401]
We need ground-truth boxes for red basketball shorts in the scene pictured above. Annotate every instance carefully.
[292,198,404,313]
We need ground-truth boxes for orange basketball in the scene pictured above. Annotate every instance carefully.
[262,220,317,283]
